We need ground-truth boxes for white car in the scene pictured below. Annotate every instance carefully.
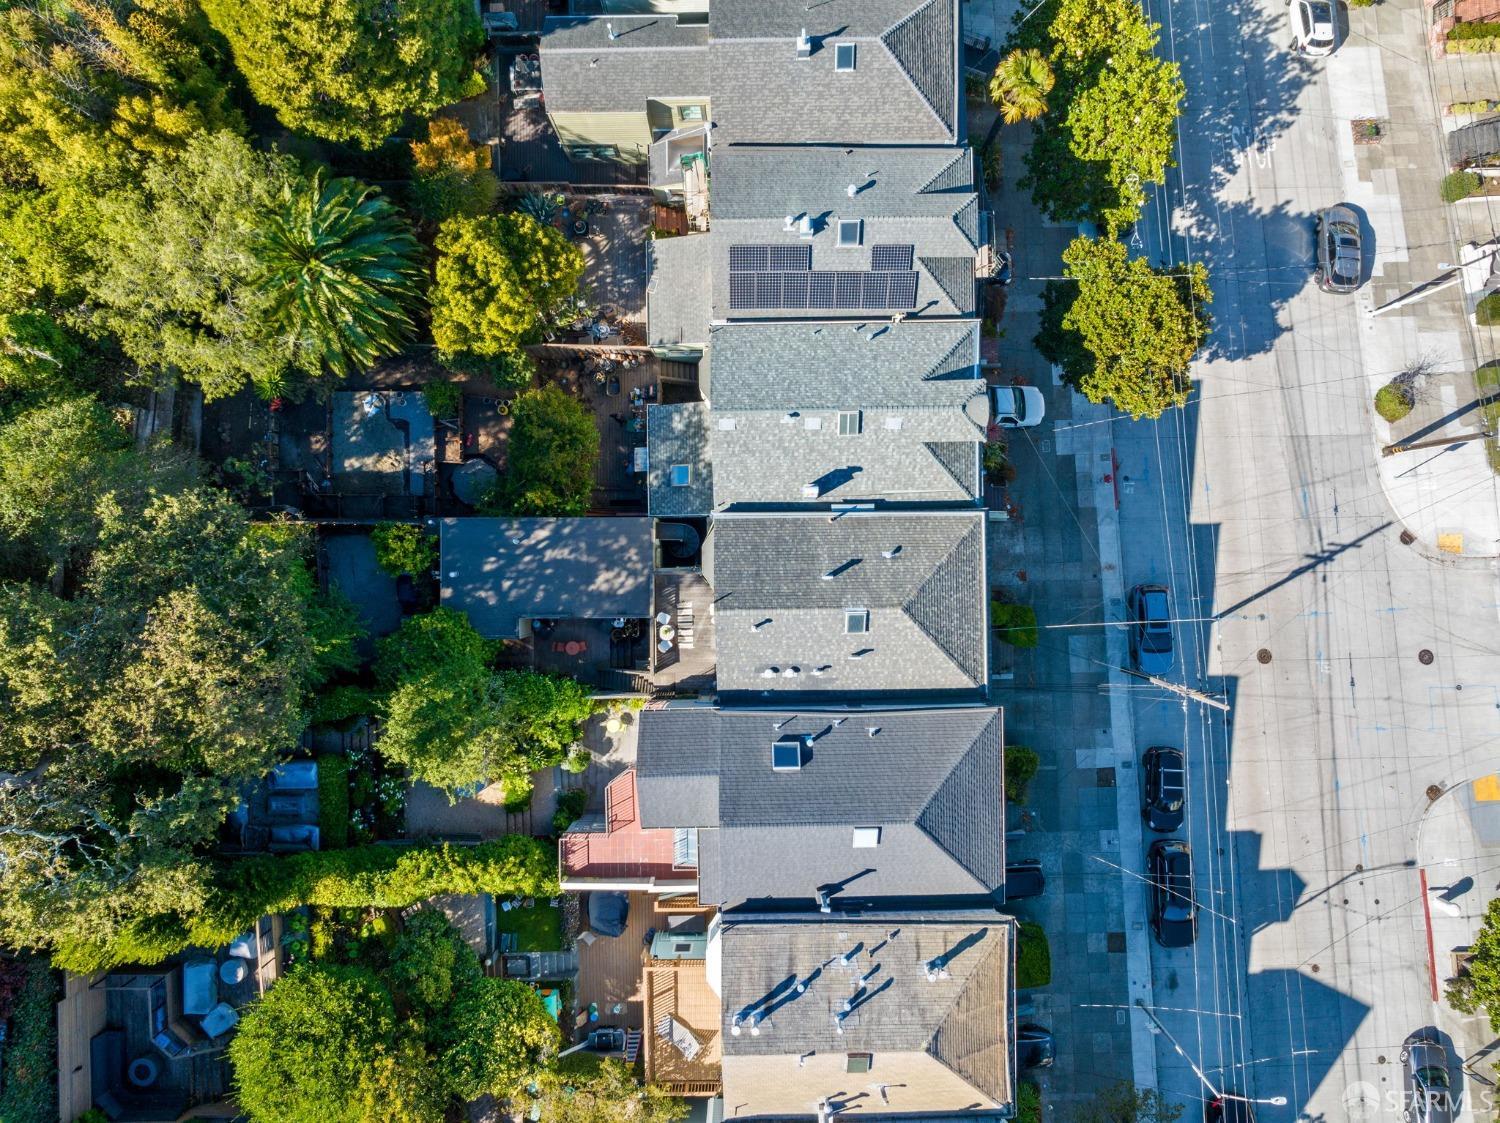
[991,384,1046,428]
[1290,0,1337,55]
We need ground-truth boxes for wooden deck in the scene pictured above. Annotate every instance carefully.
[644,959,723,1095]
[57,972,107,1122]
[573,896,717,1039]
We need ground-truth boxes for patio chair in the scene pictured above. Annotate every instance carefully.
[655,612,671,625]
[658,639,672,654]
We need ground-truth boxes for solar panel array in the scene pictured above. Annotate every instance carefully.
[727,243,919,311]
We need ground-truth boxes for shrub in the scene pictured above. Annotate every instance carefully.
[502,773,534,813]
[1017,1083,1043,1123]
[1006,746,1041,805]
[423,380,462,419]
[0,958,58,1123]
[551,789,589,836]
[310,685,377,729]
[1479,293,1500,325]
[53,838,559,972]
[1449,19,1500,39]
[1442,170,1482,203]
[318,754,351,849]
[441,348,537,391]
[1017,921,1051,988]
[991,601,1039,647]
[370,522,437,577]
[1374,381,1414,422]
[1450,100,1496,115]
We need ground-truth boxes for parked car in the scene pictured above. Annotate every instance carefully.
[1017,1023,1055,1069]
[1142,747,1187,833]
[1289,0,1337,55]
[1148,839,1197,948]
[1005,859,1046,900]
[1206,1094,1256,1123]
[1316,205,1363,293]
[991,384,1046,428]
[1402,1033,1455,1123]
[1128,584,1175,677]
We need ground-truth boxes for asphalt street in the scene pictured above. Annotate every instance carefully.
[1120,0,1500,1117]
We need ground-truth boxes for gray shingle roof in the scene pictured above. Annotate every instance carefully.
[710,0,960,146]
[710,146,979,319]
[705,511,988,700]
[635,707,1004,904]
[646,234,712,348]
[706,321,986,508]
[439,517,654,638]
[718,914,1011,1110]
[646,403,713,517]
[539,16,709,114]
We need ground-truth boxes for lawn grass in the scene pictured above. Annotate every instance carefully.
[1476,363,1500,475]
[495,900,563,951]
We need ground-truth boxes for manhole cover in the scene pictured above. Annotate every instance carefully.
[1256,648,1272,664]
[1419,649,1434,665]
[1106,931,1126,953]
[1311,963,1320,973]
[1400,530,1417,546]
[1427,784,1445,801]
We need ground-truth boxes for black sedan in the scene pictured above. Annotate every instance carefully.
[1142,747,1186,833]
[1005,860,1046,900]
[1148,839,1197,948]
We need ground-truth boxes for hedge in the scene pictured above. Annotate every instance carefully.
[318,754,351,849]
[991,601,1039,647]
[1017,921,1052,988]
[1446,35,1500,52]
[0,959,58,1123]
[53,837,559,973]
[1479,292,1500,326]
[1442,170,1482,203]
[1450,19,1500,40]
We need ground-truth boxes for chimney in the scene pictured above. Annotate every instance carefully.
[797,27,812,57]
[798,215,814,238]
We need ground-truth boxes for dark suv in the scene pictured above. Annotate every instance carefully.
[1128,584,1174,676]
[1148,839,1197,948]
[1142,747,1187,833]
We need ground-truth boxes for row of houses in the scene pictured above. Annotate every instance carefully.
[446,3,1017,1118]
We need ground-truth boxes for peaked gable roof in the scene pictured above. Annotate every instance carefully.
[718,915,1011,1115]
[706,321,986,509]
[710,146,979,320]
[706,511,988,700]
[709,0,961,146]
[539,15,710,114]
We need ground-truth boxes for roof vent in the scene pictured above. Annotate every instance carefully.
[772,735,804,772]
[882,546,901,559]
[784,214,797,231]
[866,726,881,737]
[798,215,814,238]
[761,668,777,678]
[802,483,821,499]
[796,27,811,57]
[781,666,800,677]
[846,183,858,198]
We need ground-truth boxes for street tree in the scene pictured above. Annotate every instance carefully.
[990,49,1055,125]
[1447,896,1500,1027]
[201,0,485,148]
[430,214,585,359]
[256,175,426,382]
[1036,236,1211,419]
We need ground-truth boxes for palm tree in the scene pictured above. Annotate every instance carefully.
[990,48,1056,126]
[257,175,426,378]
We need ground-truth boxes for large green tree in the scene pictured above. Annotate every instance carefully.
[89,131,297,400]
[1014,0,1184,231]
[0,409,337,958]
[229,964,412,1123]
[434,977,559,1099]
[1036,237,1210,420]
[409,117,498,226]
[374,608,595,794]
[256,175,426,380]
[490,384,599,517]
[0,0,243,191]
[201,0,485,148]
[1447,897,1500,1028]
[430,214,585,360]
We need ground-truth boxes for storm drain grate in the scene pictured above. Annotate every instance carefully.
[1096,767,1116,788]
[1256,648,1272,664]
[1106,931,1126,953]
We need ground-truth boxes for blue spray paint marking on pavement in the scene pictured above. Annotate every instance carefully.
[1300,488,1310,517]
[1378,606,1406,614]
[1299,609,1327,619]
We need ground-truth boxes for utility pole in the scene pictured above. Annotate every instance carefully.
[1119,667,1232,711]
[1381,429,1493,458]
